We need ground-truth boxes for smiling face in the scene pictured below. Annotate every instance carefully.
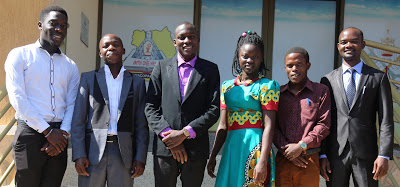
[38,11,68,48]
[284,52,310,85]
[337,28,365,66]
[99,34,125,65]
[174,23,199,62]
[239,43,263,79]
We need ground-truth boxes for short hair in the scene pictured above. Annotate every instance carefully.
[232,31,267,76]
[285,47,310,63]
[175,21,198,36]
[39,6,68,22]
[342,27,364,41]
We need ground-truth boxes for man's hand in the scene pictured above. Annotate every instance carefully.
[75,158,90,176]
[170,144,187,164]
[282,143,303,161]
[320,157,331,181]
[291,155,308,168]
[40,142,61,156]
[131,161,145,178]
[162,130,187,149]
[207,157,217,178]
[44,128,69,153]
[253,162,268,186]
[372,157,389,180]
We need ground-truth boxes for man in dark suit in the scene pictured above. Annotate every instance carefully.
[145,22,220,187]
[71,34,149,186]
[320,27,394,187]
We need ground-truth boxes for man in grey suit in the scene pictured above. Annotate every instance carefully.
[145,22,220,187]
[71,34,149,186]
[320,27,394,187]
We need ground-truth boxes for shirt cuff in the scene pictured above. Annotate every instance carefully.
[184,126,196,139]
[378,155,390,160]
[319,154,327,159]
[159,127,172,138]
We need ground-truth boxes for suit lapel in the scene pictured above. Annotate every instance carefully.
[335,66,350,112]
[350,64,369,109]
[166,56,182,103]
[183,59,202,103]
[96,67,110,110]
[117,71,133,121]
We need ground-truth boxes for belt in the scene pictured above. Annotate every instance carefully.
[17,119,62,129]
[106,135,118,143]
[48,122,62,129]
[305,148,321,155]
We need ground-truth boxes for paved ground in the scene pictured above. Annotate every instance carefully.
[60,133,331,187]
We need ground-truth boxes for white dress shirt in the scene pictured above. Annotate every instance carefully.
[104,64,126,135]
[4,40,79,133]
[342,61,363,93]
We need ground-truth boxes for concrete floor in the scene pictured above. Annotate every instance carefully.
[60,133,332,187]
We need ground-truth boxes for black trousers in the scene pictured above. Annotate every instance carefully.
[153,155,207,187]
[326,142,378,187]
[13,120,67,187]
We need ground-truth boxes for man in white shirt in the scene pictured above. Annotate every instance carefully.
[4,5,79,187]
[71,34,149,187]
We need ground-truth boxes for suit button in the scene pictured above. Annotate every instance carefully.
[106,122,109,126]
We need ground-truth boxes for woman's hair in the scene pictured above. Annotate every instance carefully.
[232,30,267,77]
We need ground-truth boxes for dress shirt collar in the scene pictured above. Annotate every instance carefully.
[34,39,62,54]
[104,64,126,79]
[281,78,313,93]
[177,54,197,67]
[342,60,363,75]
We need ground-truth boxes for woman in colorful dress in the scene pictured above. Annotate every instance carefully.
[207,31,279,187]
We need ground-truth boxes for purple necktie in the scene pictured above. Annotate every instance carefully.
[179,63,192,99]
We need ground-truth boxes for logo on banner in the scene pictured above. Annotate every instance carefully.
[124,26,176,81]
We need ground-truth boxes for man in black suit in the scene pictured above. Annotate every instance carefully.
[320,27,394,187]
[145,22,220,187]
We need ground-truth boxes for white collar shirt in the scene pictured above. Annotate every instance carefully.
[104,64,126,135]
[342,60,363,93]
[4,40,80,133]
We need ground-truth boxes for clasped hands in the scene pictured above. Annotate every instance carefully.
[281,143,308,168]
[162,129,188,164]
[41,128,69,156]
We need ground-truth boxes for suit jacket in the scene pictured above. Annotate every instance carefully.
[145,55,220,159]
[71,67,149,168]
[320,64,394,161]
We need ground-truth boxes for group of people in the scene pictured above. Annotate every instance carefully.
[4,5,394,187]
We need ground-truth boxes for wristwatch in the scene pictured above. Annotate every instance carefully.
[299,141,307,151]
[183,128,190,139]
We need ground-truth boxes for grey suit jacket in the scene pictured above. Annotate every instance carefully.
[145,55,220,159]
[320,64,394,161]
[71,67,149,168]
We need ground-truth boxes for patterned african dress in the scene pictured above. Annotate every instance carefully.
[215,75,280,187]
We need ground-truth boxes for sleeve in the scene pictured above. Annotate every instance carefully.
[145,61,172,135]
[60,63,80,133]
[134,77,150,163]
[260,80,280,111]
[220,80,228,109]
[71,73,90,161]
[302,85,331,148]
[377,73,394,159]
[273,117,289,152]
[5,48,49,133]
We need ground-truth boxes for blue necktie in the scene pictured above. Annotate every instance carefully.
[346,68,356,109]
